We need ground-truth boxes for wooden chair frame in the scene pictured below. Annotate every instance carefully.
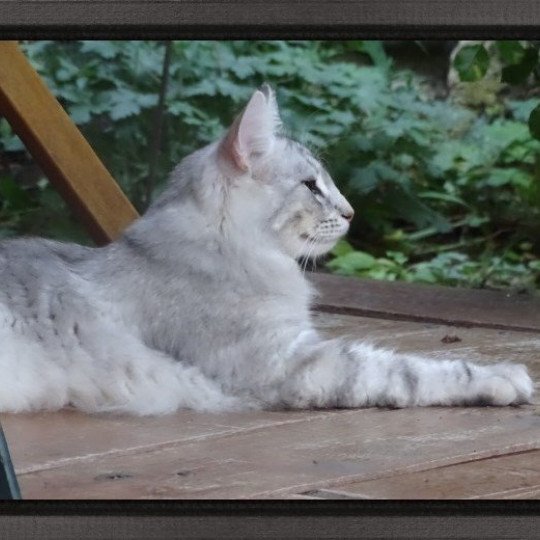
[0,41,138,245]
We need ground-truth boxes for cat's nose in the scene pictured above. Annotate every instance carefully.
[337,196,354,222]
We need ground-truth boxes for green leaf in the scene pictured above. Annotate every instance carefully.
[331,239,355,257]
[167,101,198,117]
[502,47,538,84]
[528,103,540,140]
[418,191,468,207]
[357,41,392,70]
[109,100,140,121]
[69,104,92,124]
[386,250,408,265]
[453,45,490,82]
[0,176,32,211]
[430,140,485,176]
[507,98,540,122]
[350,162,402,194]
[229,57,255,79]
[484,168,530,188]
[183,80,217,97]
[497,41,525,65]
[383,185,452,232]
[2,135,25,152]
[80,41,118,59]
[480,120,531,155]
[327,251,376,274]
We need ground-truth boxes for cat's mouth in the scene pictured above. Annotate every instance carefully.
[298,233,341,259]
[299,232,343,244]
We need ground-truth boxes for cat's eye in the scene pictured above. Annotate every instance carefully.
[302,178,321,196]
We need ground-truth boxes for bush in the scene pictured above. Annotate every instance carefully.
[0,40,538,291]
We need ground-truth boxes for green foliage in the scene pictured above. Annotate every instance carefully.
[500,44,538,85]
[453,45,490,82]
[0,40,539,291]
[330,240,540,292]
[529,104,540,140]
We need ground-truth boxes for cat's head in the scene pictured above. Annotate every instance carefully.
[215,85,354,260]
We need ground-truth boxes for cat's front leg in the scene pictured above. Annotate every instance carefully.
[278,339,534,409]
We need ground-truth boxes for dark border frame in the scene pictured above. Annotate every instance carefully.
[0,501,538,538]
[0,0,539,39]
[0,0,539,537]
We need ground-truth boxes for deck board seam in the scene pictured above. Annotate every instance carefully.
[12,410,354,476]
[249,441,540,499]
[314,305,540,334]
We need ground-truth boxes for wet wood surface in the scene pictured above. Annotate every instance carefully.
[1,277,539,499]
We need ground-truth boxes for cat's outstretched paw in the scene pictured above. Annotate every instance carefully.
[471,363,534,406]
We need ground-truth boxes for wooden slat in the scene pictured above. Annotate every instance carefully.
[310,273,540,333]
[0,408,335,476]
[305,450,540,499]
[10,406,540,499]
[0,41,139,244]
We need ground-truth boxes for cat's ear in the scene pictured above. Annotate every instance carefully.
[219,84,281,172]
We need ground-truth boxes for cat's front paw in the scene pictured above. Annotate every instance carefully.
[471,363,534,406]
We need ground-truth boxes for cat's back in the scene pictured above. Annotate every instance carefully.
[0,236,93,278]
[0,237,95,312]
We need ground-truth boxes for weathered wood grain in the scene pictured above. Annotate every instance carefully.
[0,41,138,244]
[0,409,337,476]
[310,272,540,333]
[12,406,540,499]
[304,450,540,499]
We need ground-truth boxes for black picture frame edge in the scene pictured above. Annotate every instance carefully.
[0,501,538,539]
[0,0,540,39]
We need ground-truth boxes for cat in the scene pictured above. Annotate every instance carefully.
[0,84,534,415]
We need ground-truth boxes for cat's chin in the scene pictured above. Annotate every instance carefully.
[295,237,340,260]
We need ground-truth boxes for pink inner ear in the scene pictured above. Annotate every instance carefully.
[219,116,249,172]
[219,89,277,172]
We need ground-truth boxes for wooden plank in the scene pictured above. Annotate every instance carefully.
[0,41,138,244]
[304,450,540,499]
[0,408,336,476]
[12,406,540,499]
[310,272,540,333]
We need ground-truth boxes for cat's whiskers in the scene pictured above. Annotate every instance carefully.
[302,233,320,275]
[297,233,314,272]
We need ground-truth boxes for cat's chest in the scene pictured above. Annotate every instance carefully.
[133,266,310,332]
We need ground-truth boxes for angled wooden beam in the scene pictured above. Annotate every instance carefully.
[0,41,139,245]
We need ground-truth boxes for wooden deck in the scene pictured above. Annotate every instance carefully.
[1,274,539,500]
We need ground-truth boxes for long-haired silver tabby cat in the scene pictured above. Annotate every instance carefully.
[0,85,533,415]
